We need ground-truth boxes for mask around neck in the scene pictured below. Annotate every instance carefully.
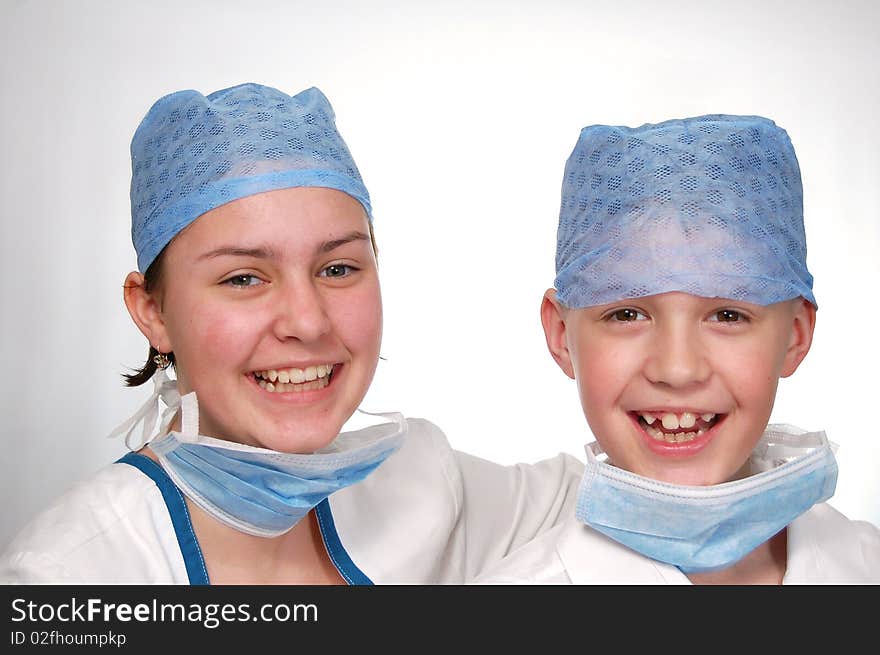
[575,424,838,573]
[108,369,406,537]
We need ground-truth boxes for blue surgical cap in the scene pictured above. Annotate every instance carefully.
[555,114,816,309]
[130,83,372,272]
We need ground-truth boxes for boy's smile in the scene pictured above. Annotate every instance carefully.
[542,290,815,486]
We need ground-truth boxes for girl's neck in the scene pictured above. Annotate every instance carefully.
[139,445,346,585]
[187,499,347,585]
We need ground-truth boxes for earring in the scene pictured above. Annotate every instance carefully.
[152,351,171,370]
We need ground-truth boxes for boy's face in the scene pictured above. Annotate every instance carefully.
[542,291,816,486]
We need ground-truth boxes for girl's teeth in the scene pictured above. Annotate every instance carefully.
[255,364,334,386]
[661,413,680,430]
[701,413,716,422]
[257,375,331,394]
[643,415,657,425]
[679,412,696,429]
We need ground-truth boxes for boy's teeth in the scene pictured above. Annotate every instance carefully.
[641,411,716,430]
[679,412,696,429]
[645,423,706,443]
[661,413,680,430]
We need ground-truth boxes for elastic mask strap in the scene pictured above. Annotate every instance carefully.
[583,441,605,463]
[107,369,182,451]
[177,391,200,443]
[355,408,405,432]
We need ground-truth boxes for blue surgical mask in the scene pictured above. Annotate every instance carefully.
[109,370,405,537]
[575,425,838,573]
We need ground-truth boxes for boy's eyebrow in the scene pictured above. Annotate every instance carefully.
[196,231,370,261]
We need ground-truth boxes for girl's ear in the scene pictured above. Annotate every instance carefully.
[123,271,172,354]
[780,298,817,378]
[540,289,576,379]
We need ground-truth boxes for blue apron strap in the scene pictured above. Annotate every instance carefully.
[116,452,210,585]
[315,498,373,585]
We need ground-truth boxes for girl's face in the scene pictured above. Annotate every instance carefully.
[142,186,381,453]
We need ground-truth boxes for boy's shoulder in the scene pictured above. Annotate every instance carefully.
[473,518,689,585]
[786,502,880,583]
[474,502,880,585]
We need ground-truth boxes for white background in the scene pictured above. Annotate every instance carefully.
[2,0,878,550]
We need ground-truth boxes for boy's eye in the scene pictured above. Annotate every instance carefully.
[320,263,356,278]
[711,309,743,322]
[222,274,263,288]
[609,308,647,322]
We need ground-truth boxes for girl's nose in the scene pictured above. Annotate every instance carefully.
[272,280,332,343]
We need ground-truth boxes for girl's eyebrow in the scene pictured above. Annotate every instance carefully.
[196,231,369,261]
[319,231,370,253]
[197,246,278,261]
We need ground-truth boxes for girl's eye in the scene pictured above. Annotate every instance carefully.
[609,308,647,322]
[711,309,743,322]
[320,263,356,278]
[222,274,263,288]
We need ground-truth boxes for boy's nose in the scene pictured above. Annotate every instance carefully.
[272,280,332,343]
[643,323,711,388]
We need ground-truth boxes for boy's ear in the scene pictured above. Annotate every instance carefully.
[780,298,817,378]
[541,289,576,380]
[123,271,172,354]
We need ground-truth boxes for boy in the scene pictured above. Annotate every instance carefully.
[476,115,880,584]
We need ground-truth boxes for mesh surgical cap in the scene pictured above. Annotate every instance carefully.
[130,83,371,272]
[554,114,816,309]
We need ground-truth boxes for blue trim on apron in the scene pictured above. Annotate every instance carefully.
[315,498,373,585]
[116,452,210,585]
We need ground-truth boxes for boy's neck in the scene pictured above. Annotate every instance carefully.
[686,529,788,585]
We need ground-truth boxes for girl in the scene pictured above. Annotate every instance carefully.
[0,83,582,584]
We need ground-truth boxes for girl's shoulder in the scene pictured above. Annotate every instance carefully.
[0,459,187,583]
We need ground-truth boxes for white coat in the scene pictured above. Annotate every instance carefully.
[0,418,584,584]
[473,499,880,584]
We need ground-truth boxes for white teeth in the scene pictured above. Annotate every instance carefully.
[258,375,330,394]
[642,411,716,429]
[255,364,335,384]
[646,425,706,444]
